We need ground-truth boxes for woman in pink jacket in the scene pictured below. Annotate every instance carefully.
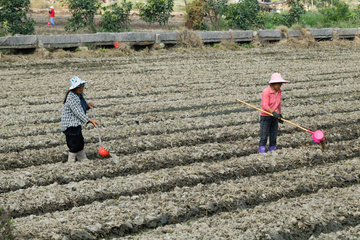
[259,73,289,153]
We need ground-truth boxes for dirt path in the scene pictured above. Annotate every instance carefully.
[31,13,185,35]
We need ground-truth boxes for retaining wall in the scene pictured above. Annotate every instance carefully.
[0,28,358,50]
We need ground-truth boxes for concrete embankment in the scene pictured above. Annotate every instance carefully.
[0,28,358,50]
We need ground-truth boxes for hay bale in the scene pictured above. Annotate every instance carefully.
[282,29,318,48]
[117,43,133,54]
[275,25,289,38]
[177,30,204,49]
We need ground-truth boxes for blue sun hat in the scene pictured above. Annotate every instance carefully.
[69,77,87,90]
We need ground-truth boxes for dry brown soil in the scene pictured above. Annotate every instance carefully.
[1,41,360,239]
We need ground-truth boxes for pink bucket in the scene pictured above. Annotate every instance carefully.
[308,130,325,143]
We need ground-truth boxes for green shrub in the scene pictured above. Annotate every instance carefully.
[288,1,306,23]
[319,0,350,23]
[0,0,36,36]
[299,11,324,27]
[225,0,259,30]
[60,0,101,32]
[256,0,305,29]
[209,18,228,31]
[350,5,360,20]
[257,12,293,28]
[184,0,207,30]
[204,0,228,30]
[99,1,132,32]
[0,206,15,240]
[136,0,174,26]
[333,18,360,28]
[0,21,8,37]
[299,1,360,28]
[255,1,306,29]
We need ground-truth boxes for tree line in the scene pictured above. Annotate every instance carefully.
[1,0,359,36]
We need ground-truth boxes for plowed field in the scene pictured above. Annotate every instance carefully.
[1,44,360,239]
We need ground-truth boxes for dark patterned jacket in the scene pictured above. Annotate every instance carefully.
[61,91,90,132]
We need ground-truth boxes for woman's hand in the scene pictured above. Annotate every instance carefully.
[88,103,95,108]
[272,111,280,119]
[278,114,284,124]
[89,119,99,128]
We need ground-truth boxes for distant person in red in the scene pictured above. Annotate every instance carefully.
[49,6,55,25]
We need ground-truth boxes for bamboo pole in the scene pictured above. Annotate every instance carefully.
[236,99,309,132]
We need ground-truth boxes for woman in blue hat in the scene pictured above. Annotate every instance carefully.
[61,77,98,162]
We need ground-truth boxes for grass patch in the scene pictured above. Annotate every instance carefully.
[322,18,360,28]
[290,23,302,30]
[298,10,360,28]
[240,43,253,48]
[208,18,229,31]
[299,11,324,28]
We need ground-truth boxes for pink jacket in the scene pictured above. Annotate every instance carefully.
[261,86,281,116]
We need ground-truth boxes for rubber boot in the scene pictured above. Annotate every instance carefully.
[77,150,89,162]
[268,146,276,152]
[68,152,77,163]
[258,146,266,153]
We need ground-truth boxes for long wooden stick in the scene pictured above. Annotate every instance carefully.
[236,99,309,132]
[91,107,103,147]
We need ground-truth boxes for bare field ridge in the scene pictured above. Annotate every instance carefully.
[1,45,360,239]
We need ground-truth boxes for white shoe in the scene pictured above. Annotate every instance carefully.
[77,150,89,162]
[68,152,77,163]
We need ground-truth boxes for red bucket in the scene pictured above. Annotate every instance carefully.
[98,146,110,157]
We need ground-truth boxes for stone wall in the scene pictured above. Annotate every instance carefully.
[0,28,358,50]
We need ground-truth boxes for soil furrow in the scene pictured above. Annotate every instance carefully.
[1,135,359,194]
[1,75,358,109]
[2,137,359,218]
[1,72,356,102]
[1,110,359,155]
[1,96,358,140]
[312,224,360,239]
[9,157,360,238]
[1,111,359,171]
[1,85,359,119]
[2,45,360,239]
[125,184,360,239]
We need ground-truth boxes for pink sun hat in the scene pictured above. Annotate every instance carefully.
[269,73,289,84]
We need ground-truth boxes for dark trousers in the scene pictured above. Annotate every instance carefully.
[259,116,278,146]
[64,126,84,153]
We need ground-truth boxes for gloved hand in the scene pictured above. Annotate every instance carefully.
[278,114,284,124]
[49,11,51,14]
[272,111,280,119]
